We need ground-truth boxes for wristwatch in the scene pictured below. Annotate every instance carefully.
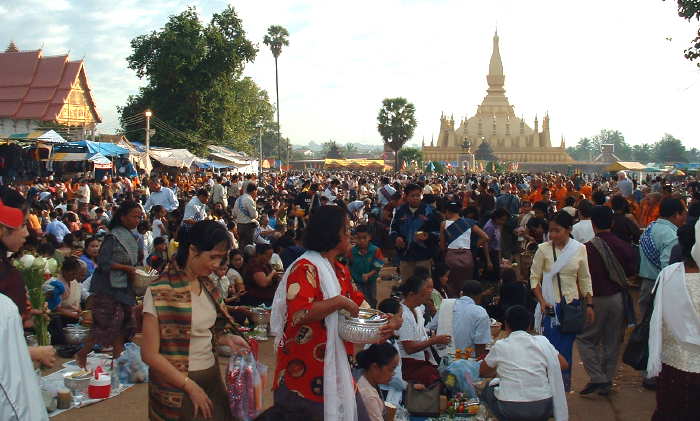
[586,303,594,309]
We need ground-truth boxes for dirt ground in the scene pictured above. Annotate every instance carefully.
[49,335,657,421]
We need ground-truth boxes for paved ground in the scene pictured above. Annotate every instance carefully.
[50,334,656,421]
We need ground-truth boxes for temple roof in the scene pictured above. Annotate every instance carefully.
[0,45,101,123]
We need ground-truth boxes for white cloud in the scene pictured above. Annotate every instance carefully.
[5,0,699,150]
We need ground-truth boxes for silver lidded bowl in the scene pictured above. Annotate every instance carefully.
[63,370,92,396]
[250,308,271,326]
[338,308,388,344]
[63,324,90,345]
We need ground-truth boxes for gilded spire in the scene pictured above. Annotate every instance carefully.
[486,31,505,95]
[5,41,19,53]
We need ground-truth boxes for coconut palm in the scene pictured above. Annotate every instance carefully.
[263,25,290,167]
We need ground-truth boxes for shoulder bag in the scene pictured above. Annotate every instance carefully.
[554,247,586,334]
[623,290,655,370]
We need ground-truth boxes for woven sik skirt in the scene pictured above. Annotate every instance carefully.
[652,363,700,421]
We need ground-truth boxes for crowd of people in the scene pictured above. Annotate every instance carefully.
[1,168,699,421]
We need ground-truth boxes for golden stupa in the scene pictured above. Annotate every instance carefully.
[422,32,573,165]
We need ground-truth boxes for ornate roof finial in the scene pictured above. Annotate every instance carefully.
[486,30,505,95]
[5,41,19,53]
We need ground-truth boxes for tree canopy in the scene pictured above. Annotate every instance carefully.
[118,6,273,155]
[377,97,417,171]
[323,141,344,158]
[666,0,700,65]
[398,147,423,165]
[566,129,695,163]
[475,141,497,161]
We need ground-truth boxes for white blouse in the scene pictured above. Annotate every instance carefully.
[444,220,472,249]
[397,303,434,363]
[529,241,593,303]
[662,272,700,373]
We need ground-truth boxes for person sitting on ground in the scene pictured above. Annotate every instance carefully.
[355,343,401,421]
[374,298,407,406]
[479,305,569,421]
[428,279,491,359]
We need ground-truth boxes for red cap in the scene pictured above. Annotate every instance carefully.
[0,202,24,229]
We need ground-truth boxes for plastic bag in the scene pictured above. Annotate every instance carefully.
[226,352,268,420]
[116,342,149,384]
[440,359,482,399]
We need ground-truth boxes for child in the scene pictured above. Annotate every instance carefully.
[482,208,510,285]
[147,237,169,273]
[44,256,85,345]
[348,225,385,308]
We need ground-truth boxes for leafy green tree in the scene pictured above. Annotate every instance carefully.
[256,121,290,159]
[263,25,290,164]
[323,141,344,158]
[654,134,687,162]
[475,141,497,161]
[632,143,655,163]
[666,0,700,66]
[345,143,358,156]
[685,147,700,162]
[398,147,423,165]
[119,6,265,155]
[377,98,417,171]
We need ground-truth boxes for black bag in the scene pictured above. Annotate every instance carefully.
[405,382,441,417]
[623,290,655,370]
[554,247,586,334]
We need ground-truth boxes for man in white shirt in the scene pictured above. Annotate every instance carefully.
[77,179,91,205]
[0,293,51,421]
[479,305,568,421]
[183,189,210,225]
[376,177,397,209]
[572,200,595,244]
[321,178,340,203]
[233,183,259,248]
[211,176,227,208]
[144,178,179,213]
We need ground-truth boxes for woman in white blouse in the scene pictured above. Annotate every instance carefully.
[396,268,450,385]
[530,211,594,391]
[647,223,700,421]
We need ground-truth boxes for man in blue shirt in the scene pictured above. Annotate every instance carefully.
[639,198,686,315]
[428,280,492,359]
[389,183,441,280]
[144,178,179,213]
[45,212,70,243]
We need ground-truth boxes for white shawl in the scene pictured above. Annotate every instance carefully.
[647,261,700,378]
[270,251,357,421]
[534,239,583,333]
[532,335,568,421]
[436,298,456,358]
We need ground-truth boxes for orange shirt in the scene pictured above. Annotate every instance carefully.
[580,185,592,200]
[529,189,543,204]
[554,187,568,208]
[27,213,41,234]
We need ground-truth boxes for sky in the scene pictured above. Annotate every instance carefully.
[3,0,699,149]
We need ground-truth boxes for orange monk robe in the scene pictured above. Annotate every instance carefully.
[529,189,543,204]
[554,187,568,208]
[580,185,592,200]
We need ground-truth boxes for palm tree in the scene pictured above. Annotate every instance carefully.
[377,98,417,172]
[263,25,290,168]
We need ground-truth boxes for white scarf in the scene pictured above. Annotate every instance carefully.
[436,298,456,358]
[647,262,700,378]
[532,335,569,421]
[534,239,583,333]
[270,251,357,421]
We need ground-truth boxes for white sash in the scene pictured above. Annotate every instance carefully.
[270,251,357,421]
[647,262,700,378]
[534,239,582,333]
[436,298,456,358]
[532,335,569,421]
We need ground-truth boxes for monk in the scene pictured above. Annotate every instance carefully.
[637,192,661,227]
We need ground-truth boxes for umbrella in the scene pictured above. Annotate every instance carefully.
[668,169,685,176]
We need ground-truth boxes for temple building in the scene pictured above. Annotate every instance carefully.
[422,32,572,166]
[0,41,101,139]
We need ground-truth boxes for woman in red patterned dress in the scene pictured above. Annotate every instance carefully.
[271,205,399,420]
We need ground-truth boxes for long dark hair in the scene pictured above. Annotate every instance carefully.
[175,220,232,267]
[356,343,398,370]
[303,205,347,252]
[108,200,141,230]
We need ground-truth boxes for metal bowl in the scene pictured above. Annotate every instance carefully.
[63,371,92,395]
[338,308,388,344]
[63,325,90,345]
[250,308,271,326]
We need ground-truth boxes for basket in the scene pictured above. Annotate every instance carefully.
[133,268,159,295]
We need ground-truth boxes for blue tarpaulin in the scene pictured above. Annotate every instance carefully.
[195,160,233,170]
[68,140,129,157]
